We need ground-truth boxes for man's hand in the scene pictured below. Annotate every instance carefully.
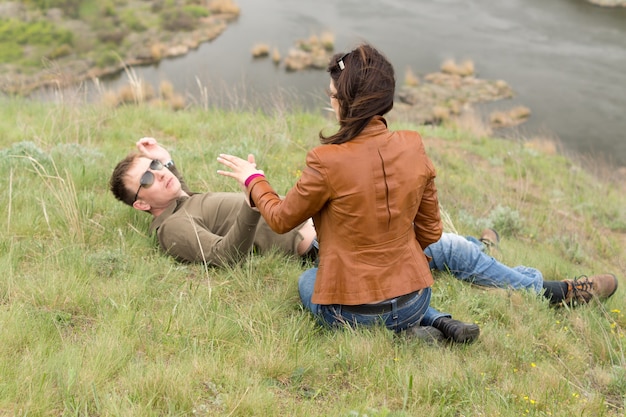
[136,137,172,163]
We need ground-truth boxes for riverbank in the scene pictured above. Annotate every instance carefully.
[0,0,240,95]
[588,0,626,6]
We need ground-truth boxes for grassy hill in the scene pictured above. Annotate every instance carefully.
[0,94,624,416]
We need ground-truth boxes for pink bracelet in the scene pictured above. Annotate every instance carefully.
[244,173,265,187]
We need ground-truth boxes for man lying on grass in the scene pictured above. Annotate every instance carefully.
[110,138,618,308]
[109,137,318,268]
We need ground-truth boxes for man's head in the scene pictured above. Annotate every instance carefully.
[110,153,184,214]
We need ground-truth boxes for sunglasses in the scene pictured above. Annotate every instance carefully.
[133,159,164,202]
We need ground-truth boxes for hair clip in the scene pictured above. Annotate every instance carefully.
[337,52,350,71]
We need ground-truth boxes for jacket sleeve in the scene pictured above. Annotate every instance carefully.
[413,176,443,250]
[157,202,261,266]
[246,150,330,234]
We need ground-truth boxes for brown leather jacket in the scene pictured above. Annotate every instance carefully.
[248,116,442,305]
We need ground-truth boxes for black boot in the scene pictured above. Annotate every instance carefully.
[432,317,480,344]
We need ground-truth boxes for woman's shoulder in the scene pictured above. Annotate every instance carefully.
[390,129,426,150]
[306,142,354,162]
[391,128,423,140]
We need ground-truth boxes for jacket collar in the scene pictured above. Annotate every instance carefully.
[360,115,388,137]
[149,196,189,233]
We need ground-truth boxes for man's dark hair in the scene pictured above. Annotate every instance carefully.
[110,153,141,206]
[320,43,395,145]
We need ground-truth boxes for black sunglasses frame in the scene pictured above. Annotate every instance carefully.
[133,159,164,203]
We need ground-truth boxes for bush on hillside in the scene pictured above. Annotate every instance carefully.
[47,43,73,59]
[0,19,73,46]
[24,0,85,18]
[121,9,147,32]
[183,5,210,18]
[0,42,22,61]
[160,9,197,32]
[97,28,128,46]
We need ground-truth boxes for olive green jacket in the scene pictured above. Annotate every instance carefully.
[149,167,304,266]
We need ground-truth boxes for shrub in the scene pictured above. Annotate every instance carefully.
[26,0,85,18]
[97,28,128,46]
[183,5,210,18]
[0,19,73,47]
[121,10,147,31]
[47,43,73,59]
[488,205,523,237]
[100,1,117,18]
[0,141,51,170]
[151,0,165,13]
[161,9,197,32]
[208,0,240,14]
[94,49,119,68]
[0,42,23,62]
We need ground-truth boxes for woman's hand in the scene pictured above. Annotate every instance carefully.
[136,137,172,162]
[217,153,263,187]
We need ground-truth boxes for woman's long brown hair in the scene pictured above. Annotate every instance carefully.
[319,43,395,145]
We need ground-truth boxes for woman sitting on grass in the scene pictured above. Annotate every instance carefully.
[217,43,479,344]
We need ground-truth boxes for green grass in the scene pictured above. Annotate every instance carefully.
[0,94,624,416]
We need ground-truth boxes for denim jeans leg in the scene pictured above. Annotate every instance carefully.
[299,267,438,331]
[425,232,544,292]
[419,306,451,327]
[465,235,485,251]
[318,287,434,332]
[298,267,320,315]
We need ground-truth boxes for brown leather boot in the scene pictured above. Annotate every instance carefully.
[479,228,500,248]
[562,274,619,305]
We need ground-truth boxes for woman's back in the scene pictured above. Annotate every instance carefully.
[303,116,442,305]
[309,117,440,249]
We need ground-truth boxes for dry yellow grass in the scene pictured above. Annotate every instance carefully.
[524,136,560,156]
[272,47,281,64]
[319,31,335,51]
[441,58,475,77]
[451,107,493,137]
[150,43,164,62]
[432,105,451,122]
[208,0,241,15]
[251,43,271,58]
[404,67,420,87]
[490,106,531,128]
[159,80,175,100]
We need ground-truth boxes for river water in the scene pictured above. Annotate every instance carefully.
[79,0,626,166]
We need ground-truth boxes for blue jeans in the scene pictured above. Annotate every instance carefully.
[298,268,449,332]
[424,232,543,292]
